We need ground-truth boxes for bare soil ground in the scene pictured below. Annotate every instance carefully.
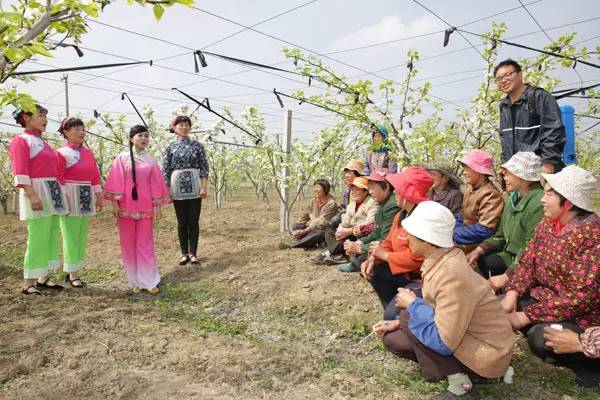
[1,191,599,400]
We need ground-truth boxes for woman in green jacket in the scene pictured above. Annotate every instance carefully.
[467,152,544,290]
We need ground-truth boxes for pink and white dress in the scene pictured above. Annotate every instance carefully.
[104,151,170,289]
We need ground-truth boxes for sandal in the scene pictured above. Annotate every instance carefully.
[64,274,85,288]
[190,255,200,265]
[147,287,160,295]
[36,278,64,290]
[21,286,42,295]
[179,255,190,266]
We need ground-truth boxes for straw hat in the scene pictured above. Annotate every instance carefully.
[401,201,455,248]
[343,159,365,176]
[351,177,369,190]
[427,165,463,189]
[541,165,597,212]
[500,152,541,181]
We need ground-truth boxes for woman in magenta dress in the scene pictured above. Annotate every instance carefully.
[104,125,170,294]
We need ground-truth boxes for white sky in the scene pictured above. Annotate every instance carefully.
[2,0,600,143]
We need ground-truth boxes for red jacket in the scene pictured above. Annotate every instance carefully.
[378,212,423,275]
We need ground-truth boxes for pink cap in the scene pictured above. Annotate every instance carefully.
[457,149,494,176]
[365,168,390,182]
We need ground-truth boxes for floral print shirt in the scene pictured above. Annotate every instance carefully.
[506,214,600,328]
[162,137,209,186]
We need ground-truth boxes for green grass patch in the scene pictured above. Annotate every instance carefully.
[346,315,371,338]
[192,315,248,337]
[0,242,24,274]
[79,265,119,283]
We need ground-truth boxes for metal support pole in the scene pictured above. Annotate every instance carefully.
[279,110,292,232]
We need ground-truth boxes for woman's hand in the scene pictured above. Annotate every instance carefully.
[360,257,375,280]
[368,241,380,254]
[466,247,484,266]
[373,320,400,336]
[543,327,583,354]
[373,245,389,261]
[501,290,519,313]
[335,228,352,241]
[489,273,510,291]
[352,225,361,237]
[199,187,208,199]
[26,189,43,211]
[111,202,120,218]
[344,240,362,256]
[95,193,103,212]
[395,288,417,309]
[507,312,531,330]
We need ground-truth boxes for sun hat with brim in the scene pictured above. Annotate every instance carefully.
[427,165,463,189]
[401,201,455,248]
[457,149,494,176]
[385,167,433,204]
[365,168,390,182]
[343,159,365,176]
[541,165,598,212]
[500,152,541,181]
[351,177,369,190]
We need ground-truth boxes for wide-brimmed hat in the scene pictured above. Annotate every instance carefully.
[500,152,541,181]
[541,165,597,212]
[427,165,463,189]
[385,167,433,204]
[365,168,390,182]
[402,201,455,248]
[457,149,494,176]
[350,177,369,190]
[343,159,365,175]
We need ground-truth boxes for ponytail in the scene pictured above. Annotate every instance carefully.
[129,125,147,201]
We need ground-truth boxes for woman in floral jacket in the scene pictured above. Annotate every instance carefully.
[502,165,599,388]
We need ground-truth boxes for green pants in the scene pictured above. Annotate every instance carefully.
[24,216,60,279]
[59,215,89,273]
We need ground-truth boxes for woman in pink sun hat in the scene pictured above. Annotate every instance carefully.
[454,149,504,253]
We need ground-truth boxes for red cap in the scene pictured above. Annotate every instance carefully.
[365,168,390,182]
[385,167,433,204]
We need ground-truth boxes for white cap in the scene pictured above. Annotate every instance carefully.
[541,165,597,212]
[500,151,541,181]
[401,201,455,248]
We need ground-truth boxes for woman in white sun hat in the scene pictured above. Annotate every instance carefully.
[372,201,513,400]
[466,152,545,289]
[501,165,600,388]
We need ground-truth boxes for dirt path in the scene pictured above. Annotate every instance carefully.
[1,192,598,399]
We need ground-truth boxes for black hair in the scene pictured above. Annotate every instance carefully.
[14,104,48,128]
[373,180,393,192]
[557,192,592,217]
[314,179,331,195]
[59,117,85,137]
[129,125,148,201]
[494,59,522,77]
[170,115,192,133]
[343,169,362,178]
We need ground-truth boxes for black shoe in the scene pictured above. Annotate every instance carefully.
[36,278,64,290]
[64,274,85,288]
[310,253,326,265]
[575,370,600,388]
[179,255,190,266]
[190,255,200,265]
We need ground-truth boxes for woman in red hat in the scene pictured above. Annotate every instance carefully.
[361,167,433,313]
[163,115,209,265]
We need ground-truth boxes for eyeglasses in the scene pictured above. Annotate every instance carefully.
[494,70,517,84]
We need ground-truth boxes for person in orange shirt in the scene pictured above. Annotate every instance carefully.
[361,167,434,312]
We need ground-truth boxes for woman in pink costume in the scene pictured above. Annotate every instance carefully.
[104,125,170,294]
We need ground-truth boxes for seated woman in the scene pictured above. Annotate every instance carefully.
[340,168,400,273]
[364,125,397,175]
[542,325,600,388]
[467,152,544,289]
[329,159,365,230]
[313,177,378,265]
[362,167,433,309]
[374,201,513,400]
[291,179,338,249]
[501,165,599,387]
[427,165,463,218]
[454,149,504,252]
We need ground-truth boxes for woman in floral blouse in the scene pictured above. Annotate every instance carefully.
[501,165,599,388]
[163,116,209,265]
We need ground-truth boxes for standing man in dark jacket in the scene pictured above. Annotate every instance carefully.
[495,59,566,173]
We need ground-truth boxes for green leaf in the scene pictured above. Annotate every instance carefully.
[153,4,165,20]
[3,47,20,62]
